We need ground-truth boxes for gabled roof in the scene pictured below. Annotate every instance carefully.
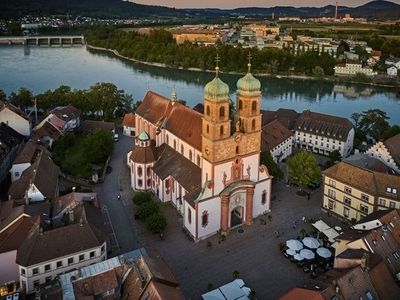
[279,287,324,300]
[384,133,400,168]
[261,119,293,152]
[33,121,63,141]
[135,91,172,125]
[152,144,201,194]
[50,105,81,122]
[8,151,59,205]
[123,112,136,127]
[79,120,115,134]
[261,108,299,130]
[0,102,30,121]
[0,122,24,160]
[16,222,106,267]
[295,110,353,142]
[13,140,47,165]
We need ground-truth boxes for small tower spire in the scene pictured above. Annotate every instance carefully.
[247,52,252,73]
[215,53,220,77]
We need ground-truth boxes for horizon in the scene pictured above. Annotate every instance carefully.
[128,0,400,9]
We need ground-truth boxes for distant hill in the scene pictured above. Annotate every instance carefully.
[0,0,399,19]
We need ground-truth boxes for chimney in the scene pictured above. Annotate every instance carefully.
[171,89,177,104]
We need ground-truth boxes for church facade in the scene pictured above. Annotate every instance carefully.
[127,65,272,241]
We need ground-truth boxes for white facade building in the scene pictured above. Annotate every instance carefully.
[0,103,31,136]
[16,223,107,293]
[128,68,273,241]
[387,66,398,77]
[261,119,293,163]
[334,63,377,77]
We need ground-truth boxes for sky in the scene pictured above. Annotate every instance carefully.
[130,0,400,9]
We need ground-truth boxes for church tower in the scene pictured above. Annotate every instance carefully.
[236,58,262,135]
[202,60,231,163]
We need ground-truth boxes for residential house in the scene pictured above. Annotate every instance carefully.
[32,121,63,148]
[261,119,293,163]
[16,222,107,293]
[334,63,377,77]
[35,105,81,134]
[0,102,31,136]
[78,120,115,135]
[367,50,381,67]
[0,123,24,183]
[322,155,400,222]
[385,56,400,69]
[123,112,136,136]
[8,151,59,206]
[55,248,185,300]
[387,65,398,77]
[366,133,400,173]
[9,140,47,182]
[294,110,354,158]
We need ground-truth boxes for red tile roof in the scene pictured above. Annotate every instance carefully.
[279,288,324,300]
[123,113,136,127]
[135,91,172,126]
[384,133,400,168]
[261,119,293,152]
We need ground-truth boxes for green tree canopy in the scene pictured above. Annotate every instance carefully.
[84,128,114,164]
[132,192,152,206]
[137,201,159,220]
[287,150,321,187]
[383,125,400,140]
[326,150,342,168]
[359,109,390,141]
[260,151,283,180]
[145,213,167,233]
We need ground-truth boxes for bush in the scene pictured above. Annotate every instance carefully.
[232,270,240,279]
[145,213,167,233]
[132,192,152,206]
[137,201,159,220]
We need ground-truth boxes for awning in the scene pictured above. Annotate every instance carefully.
[322,227,339,243]
[312,220,331,232]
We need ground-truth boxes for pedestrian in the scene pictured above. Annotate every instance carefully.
[302,216,306,222]
[159,232,164,240]
[292,222,296,229]
[117,194,121,201]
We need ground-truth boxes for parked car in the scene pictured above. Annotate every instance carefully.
[113,133,119,142]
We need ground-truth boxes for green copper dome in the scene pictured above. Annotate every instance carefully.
[237,65,261,96]
[204,76,229,102]
[138,131,150,141]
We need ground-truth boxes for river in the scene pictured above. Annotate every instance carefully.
[0,45,399,124]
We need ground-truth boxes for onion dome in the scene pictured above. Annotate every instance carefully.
[237,63,261,96]
[204,67,229,102]
[138,131,150,142]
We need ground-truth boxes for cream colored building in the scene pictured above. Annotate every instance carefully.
[366,133,400,174]
[322,159,400,222]
[0,102,31,136]
[334,63,377,77]
[243,23,280,37]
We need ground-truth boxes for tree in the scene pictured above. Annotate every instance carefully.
[260,151,283,180]
[383,125,400,140]
[138,201,159,220]
[326,150,342,168]
[84,129,114,164]
[145,213,167,233]
[353,45,369,63]
[287,151,321,188]
[132,192,152,206]
[0,89,6,102]
[359,109,390,141]
[9,87,33,109]
[312,66,325,79]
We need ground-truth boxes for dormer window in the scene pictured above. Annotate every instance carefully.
[386,187,397,194]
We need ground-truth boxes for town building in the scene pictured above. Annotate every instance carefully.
[128,64,273,241]
[0,123,24,183]
[294,110,354,158]
[8,151,59,207]
[32,121,62,148]
[35,105,81,134]
[16,222,107,293]
[322,155,400,222]
[9,140,47,182]
[243,23,280,37]
[0,102,31,136]
[387,65,398,77]
[261,119,293,163]
[334,63,377,77]
[123,112,136,136]
[366,133,400,173]
[385,56,400,69]
[56,248,185,300]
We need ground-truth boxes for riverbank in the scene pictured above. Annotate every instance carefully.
[86,44,399,90]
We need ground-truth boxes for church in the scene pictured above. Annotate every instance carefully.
[127,62,272,241]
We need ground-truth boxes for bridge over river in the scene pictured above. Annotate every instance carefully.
[0,35,85,46]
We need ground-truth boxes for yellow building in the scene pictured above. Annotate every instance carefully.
[171,30,220,45]
[243,23,280,37]
[322,157,400,222]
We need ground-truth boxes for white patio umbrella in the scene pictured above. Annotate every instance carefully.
[286,239,304,251]
[286,249,297,256]
[294,254,304,261]
[300,249,315,260]
[317,247,332,258]
[302,237,321,249]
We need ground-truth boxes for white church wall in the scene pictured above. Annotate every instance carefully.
[183,201,196,238]
[253,179,272,217]
[197,197,221,239]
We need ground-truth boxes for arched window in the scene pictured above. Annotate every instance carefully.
[206,124,209,134]
[173,140,177,150]
[188,208,192,224]
[236,146,239,154]
[220,125,224,136]
[202,211,208,227]
[262,190,267,205]
[219,106,225,120]
[197,155,201,166]
[181,145,184,155]
[166,135,169,145]
[147,166,151,176]
[251,101,257,113]
[137,166,143,177]
[138,179,143,187]
[189,150,193,160]
[252,119,256,130]
[239,100,243,110]
[206,105,210,116]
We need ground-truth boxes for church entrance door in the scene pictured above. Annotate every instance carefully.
[230,206,244,228]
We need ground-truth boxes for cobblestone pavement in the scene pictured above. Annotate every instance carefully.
[120,170,346,299]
